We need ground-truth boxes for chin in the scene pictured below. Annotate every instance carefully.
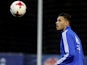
[57,29,60,30]
[57,28,62,30]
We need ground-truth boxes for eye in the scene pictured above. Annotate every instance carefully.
[58,19,61,22]
[59,19,61,21]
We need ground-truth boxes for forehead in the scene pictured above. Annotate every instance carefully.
[57,16,65,20]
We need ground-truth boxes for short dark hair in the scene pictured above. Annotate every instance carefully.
[58,12,71,22]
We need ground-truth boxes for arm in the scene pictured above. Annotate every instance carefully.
[56,31,75,65]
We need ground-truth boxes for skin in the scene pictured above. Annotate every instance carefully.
[56,16,70,31]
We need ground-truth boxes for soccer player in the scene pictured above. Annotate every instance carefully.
[55,13,84,65]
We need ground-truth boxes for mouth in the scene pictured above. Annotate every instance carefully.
[56,26,58,29]
[56,25,58,28]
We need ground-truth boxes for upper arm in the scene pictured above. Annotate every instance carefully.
[62,31,75,55]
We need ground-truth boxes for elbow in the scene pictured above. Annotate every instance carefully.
[64,54,74,63]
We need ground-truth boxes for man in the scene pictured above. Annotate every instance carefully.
[55,13,84,65]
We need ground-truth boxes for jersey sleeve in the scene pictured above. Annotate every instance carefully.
[56,30,75,65]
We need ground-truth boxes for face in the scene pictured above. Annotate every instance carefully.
[56,16,68,30]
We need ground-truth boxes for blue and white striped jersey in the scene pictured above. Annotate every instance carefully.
[56,26,84,65]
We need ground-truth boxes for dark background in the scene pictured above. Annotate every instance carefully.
[0,0,87,55]
[43,0,87,55]
[0,0,37,54]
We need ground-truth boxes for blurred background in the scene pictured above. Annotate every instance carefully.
[0,0,87,65]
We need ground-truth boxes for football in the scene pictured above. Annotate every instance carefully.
[10,1,27,17]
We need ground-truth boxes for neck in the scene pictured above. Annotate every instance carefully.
[63,25,70,31]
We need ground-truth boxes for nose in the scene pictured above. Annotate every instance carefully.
[56,21,58,24]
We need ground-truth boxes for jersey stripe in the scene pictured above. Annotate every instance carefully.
[56,30,69,64]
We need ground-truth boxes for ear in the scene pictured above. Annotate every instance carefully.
[66,21,70,25]
[65,21,69,26]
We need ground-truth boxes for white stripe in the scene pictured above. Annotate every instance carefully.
[75,36,80,53]
[56,30,69,64]
[62,30,69,53]
[56,54,69,64]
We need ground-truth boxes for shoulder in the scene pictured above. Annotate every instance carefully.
[62,29,76,38]
[67,29,75,35]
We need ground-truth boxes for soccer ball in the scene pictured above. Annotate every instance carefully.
[10,1,27,17]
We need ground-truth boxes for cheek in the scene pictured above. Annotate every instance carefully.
[59,23,64,28]
[58,23,63,27]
